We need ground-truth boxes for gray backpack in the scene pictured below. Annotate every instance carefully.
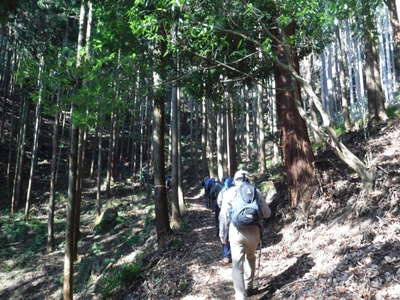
[231,182,261,228]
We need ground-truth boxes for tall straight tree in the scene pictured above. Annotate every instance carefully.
[364,14,389,123]
[273,22,316,209]
[170,11,183,225]
[25,54,44,219]
[385,0,400,80]
[64,1,85,298]
[48,20,69,252]
[11,98,28,215]
[153,74,171,248]
[336,26,353,130]
[226,85,237,177]
[170,83,182,227]
[256,79,266,173]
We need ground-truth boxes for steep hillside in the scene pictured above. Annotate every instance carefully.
[0,121,399,299]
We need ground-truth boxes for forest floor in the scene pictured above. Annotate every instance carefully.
[1,120,400,299]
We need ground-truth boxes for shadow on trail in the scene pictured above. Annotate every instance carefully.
[256,253,315,299]
[182,199,223,267]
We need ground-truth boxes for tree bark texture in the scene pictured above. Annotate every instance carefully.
[273,24,316,209]
[152,82,171,249]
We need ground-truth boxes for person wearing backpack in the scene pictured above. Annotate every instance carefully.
[216,177,234,264]
[202,177,219,208]
[219,170,271,299]
[209,180,223,231]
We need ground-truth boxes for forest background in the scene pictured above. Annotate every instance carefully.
[1,0,400,299]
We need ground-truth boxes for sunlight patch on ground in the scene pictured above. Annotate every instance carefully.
[193,226,214,232]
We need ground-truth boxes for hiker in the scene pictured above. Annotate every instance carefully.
[216,176,234,264]
[219,170,271,299]
[202,177,219,208]
[209,180,224,232]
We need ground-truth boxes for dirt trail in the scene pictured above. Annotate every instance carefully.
[180,194,234,299]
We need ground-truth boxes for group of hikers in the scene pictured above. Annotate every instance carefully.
[202,170,272,300]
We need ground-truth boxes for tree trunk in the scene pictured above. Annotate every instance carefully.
[274,24,316,210]
[25,54,44,219]
[48,19,69,252]
[72,129,84,261]
[48,92,60,252]
[152,73,171,249]
[336,27,353,131]
[11,99,28,215]
[216,109,224,180]
[386,0,400,81]
[64,120,79,300]
[6,98,17,200]
[96,125,102,216]
[205,96,217,178]
[64,2,86,298]
[244,86,251,161]
[170,84,182,228]
[278,56,376,190]
[365,30,389,124]
[177,93,185,213]
[106,112,114,197]
[226,88,237,177]
[201,95,208,176]
[256,80,266,173]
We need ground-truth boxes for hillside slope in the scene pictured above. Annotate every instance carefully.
[125,121,400,299]
[0,122,399,299]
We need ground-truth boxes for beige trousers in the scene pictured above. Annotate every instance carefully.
[229,223,260,300]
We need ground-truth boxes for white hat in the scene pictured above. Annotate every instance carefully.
[233,170,249,182]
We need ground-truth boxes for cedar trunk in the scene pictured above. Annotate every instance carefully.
[274,24,316,209]
[153,86,171,249]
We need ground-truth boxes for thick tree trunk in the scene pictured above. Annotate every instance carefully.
[365,31,389,124]
[280,59,376,190]
[274,24,316,210]
[152,74,171,249]
[170,84,182,228]
[64,120,79,300]
[64,2,86,298]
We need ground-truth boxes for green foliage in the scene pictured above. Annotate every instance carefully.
[333,124,346,137]
[259,181,275,194]
[0,216,47,271]
[386,104,400,119]
[312,142,325,152]
[98,262,142,298]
